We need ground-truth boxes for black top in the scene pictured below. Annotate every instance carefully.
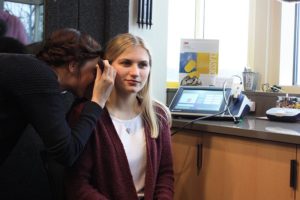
[0,54,102,166]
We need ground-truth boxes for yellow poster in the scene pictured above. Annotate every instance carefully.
[179,39,219,86]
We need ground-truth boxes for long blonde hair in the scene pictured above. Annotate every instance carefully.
[104,33,171,138]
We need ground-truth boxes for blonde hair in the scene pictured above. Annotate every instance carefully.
[104,33,171,138]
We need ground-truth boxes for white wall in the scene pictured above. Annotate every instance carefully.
[128,0,169,104]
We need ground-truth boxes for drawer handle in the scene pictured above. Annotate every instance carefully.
[197,144,202,176]
[290,159,297,189]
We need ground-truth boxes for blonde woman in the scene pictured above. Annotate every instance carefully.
[65,33,174,200]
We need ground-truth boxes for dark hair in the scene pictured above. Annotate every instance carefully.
[0,19,7,37]
[37,28,101,68]
[0,37,27,53]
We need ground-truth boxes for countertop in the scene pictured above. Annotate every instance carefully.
[172,116,300,144]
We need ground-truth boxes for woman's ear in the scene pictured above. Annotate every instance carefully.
[68,62,78,74]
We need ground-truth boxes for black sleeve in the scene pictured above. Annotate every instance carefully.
[0,55,101,166]
[17,92,102,166]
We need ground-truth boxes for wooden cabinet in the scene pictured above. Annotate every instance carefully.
[172,132,297,200]
[172,131,202,200]
[200,133,296,200]
[295,145,300,200]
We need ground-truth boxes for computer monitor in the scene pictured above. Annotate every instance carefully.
[169,86,231,117]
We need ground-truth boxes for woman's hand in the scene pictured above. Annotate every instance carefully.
[91,60,116,108]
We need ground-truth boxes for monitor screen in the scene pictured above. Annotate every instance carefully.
[170,87,231,115]
[174,90,224,111]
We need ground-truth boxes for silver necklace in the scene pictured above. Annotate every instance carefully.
[124,119,134,134]
[124,115,140,134]
[125,127,131,134]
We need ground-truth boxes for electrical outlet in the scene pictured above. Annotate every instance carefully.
[249,100,255,112]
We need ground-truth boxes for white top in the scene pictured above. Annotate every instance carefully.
[110,113,146,195]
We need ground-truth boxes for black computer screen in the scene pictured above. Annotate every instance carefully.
[174,89,224,111]
[170,87,231,114]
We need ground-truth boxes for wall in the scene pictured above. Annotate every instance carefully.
[128,0,169,103]
[45,0,129,46]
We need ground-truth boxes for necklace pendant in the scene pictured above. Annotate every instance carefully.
[126,128,131,134]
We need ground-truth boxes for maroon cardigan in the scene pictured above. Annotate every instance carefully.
[65,104,174,200]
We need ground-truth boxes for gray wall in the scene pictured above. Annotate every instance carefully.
[45,0,129,45]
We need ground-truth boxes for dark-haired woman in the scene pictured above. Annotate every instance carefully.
[0,28,116,166]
